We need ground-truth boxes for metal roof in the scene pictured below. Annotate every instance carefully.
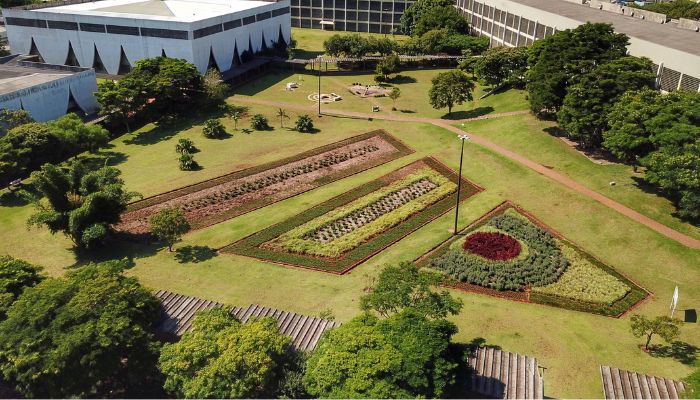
[600,365,686,399]
[468,347,544,399]
[154,290,340,351]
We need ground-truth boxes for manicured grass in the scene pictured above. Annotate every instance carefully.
[290,27,410,59]
[458,114,700,240]
[0,104,697,397]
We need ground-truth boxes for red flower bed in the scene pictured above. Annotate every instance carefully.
[463,232,521,260]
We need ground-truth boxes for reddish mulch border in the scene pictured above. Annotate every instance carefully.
[220,157,483,274]
[118,130,414,233]
[416,200,651,318]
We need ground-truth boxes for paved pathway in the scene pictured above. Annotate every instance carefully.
[232,96,700,250]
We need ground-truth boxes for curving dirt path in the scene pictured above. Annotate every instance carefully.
[231,96,700,250]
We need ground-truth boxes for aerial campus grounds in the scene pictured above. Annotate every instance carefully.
[1,29,698,398]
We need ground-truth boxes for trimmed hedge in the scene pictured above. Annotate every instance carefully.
[221,157,481,273]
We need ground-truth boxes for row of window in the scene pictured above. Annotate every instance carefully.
[292,18,394,32]
[290,0,410,11]
[291,8,400,22]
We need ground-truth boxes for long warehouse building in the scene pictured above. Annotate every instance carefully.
[3,0,291,75]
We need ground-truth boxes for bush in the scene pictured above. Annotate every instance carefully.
[202,118,227,138]
[179,153,198,171]
[175,138,196,154]
[250,114,270,131]
[294,114,314,133]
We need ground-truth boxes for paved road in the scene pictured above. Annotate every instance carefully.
[232,96,700,250]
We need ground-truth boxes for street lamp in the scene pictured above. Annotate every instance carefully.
[317,57,322,116]
[453,133,470,235]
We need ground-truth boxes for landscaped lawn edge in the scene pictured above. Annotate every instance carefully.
[220,157,483,274]
[415,200,651,317]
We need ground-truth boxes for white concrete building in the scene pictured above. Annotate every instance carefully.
[3,0,291,75]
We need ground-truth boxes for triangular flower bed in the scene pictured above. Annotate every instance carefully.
[417,201,649,317]
[222,157,482,274]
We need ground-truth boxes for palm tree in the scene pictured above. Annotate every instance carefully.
[224,104,248,130]
[276,108,290,128]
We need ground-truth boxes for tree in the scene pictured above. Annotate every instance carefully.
[400,0,470,36]
[95,77,148,133]
[408,29,489,56]
[149,208,191,251]
[251,114,270,130]
[223,104,249,131]
[202,118,227,139]
[0,256,44,319]
[428,70,475,116]
[0,109,33,138]
[375,54,400,81]
[527,23,629,118]
[294,114,314,133]
[323,34,372,57]
[159,308,293,398]
[557,56,656,148]
[388,87,401,111]
[179,153,199,171]
[27,162,139,249]
[630,314,682,351]
[202,68,228,105]
[48,113,110,154]
[276,108,290,128]
[361,262,463,319]
[175,138,196,154]
[473,46,529,88]
[303,310,459,398]
[632,0,700,20]
[4,122,61,173]
[0,260,162,398]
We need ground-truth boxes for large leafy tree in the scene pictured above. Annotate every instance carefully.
[0,260,162,398]
[472,46,529,88]
[526,23,629,118]
[400,0,469,36]
[48,113,110,155]
[28,162,139,249]
[557,56,656,148]
[428,70,475,116]
[303,310,459,398]
[0,109,33,138]
[0,256,43,319]
[361,262,463,319]
[149,208,191,251]
[159,308,293,398]
[3,122,61,174]
[629,314,681,351]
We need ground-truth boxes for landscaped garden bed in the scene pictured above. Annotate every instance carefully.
[417,202,649,316]
[221,157,482,274]
[116,130,413,234]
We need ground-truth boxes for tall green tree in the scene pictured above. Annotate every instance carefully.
[96,78,147,133]
[526,23,629,118]
[202,68,228,105]
[375,54,400,81]
[472,46,529,88]
[28,162,140,249]
[0,109,33,138]
[0,256,44,319]
[428,70,475,116]
[0,260,162,398]
[48,113,110,154]
[557,56,655,148]
[630,314,682,351]
[149,208,191,251]
[159,308,293,398]
[400,0,470,36]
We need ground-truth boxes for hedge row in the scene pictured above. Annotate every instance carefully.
[221,157,481,273]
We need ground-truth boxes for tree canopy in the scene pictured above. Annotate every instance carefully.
[149,208,191,251]
[28,161,139,249]
[158,308,293,398]
[471,46,529,88]
[0,109,33,138]
[0,256,43,319]
[633,0,700,20]
[629,314,681,350]
[526,23,629,118]
[400,0,470,36]
[0,260,161,398]
[428,69,475,116]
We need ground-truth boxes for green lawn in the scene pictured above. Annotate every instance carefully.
[0,103,698,398]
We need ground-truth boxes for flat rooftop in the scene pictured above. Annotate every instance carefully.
[36,0,273,21]
[0,63,78,96]
[512,0,699,56]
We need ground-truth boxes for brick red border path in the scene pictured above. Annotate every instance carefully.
[233,97,700,249]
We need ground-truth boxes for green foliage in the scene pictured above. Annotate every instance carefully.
[405,29,489,56]
[149,208,191,251]
[250,114,270,131]
[202,118,227,139]
[0,109,33,138]
[202,68,228,105]
[276,108,290,128]
[361,262,463,319]
[630,314,682,350]
[472,46,529,87]
[0,260,161,398]
[222,104,249,130]
[158,308,294,398]
[179,152,199,171]
[388,87,401,110]
[632,0,700,20]
[0,256,44,319]
[294,114,314,133]
[683,367,700,399]
[557,56,655,148]
[27,161,139,249]
[526,23,629,118]
[323,34,397,57]
[400,0,470,36]
[175,138,197,154]
[429,210,568,290]
[375,54,401,81]
[0,0,39,8]
[303,310,458,398]
[48,113,110,153]
[428,70,475,115]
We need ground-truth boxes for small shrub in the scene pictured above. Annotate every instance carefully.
[295,114,314,133]
[202,118,227,139]
[250,114,270,131]
[179,153,198,171]
[175,138,196,154]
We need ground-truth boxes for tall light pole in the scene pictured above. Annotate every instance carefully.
[453,134,470,235]
[317,57,322,116]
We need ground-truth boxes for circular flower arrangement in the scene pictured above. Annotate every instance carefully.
[463,232,521,260]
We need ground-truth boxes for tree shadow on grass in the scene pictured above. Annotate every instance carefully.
[174,245,218,264]
[649,341,699,365]
[0,184,39,207]
[441,106,495,120]
[123,109,227,146]
[69,235,163,269]
[387,75,417,84]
